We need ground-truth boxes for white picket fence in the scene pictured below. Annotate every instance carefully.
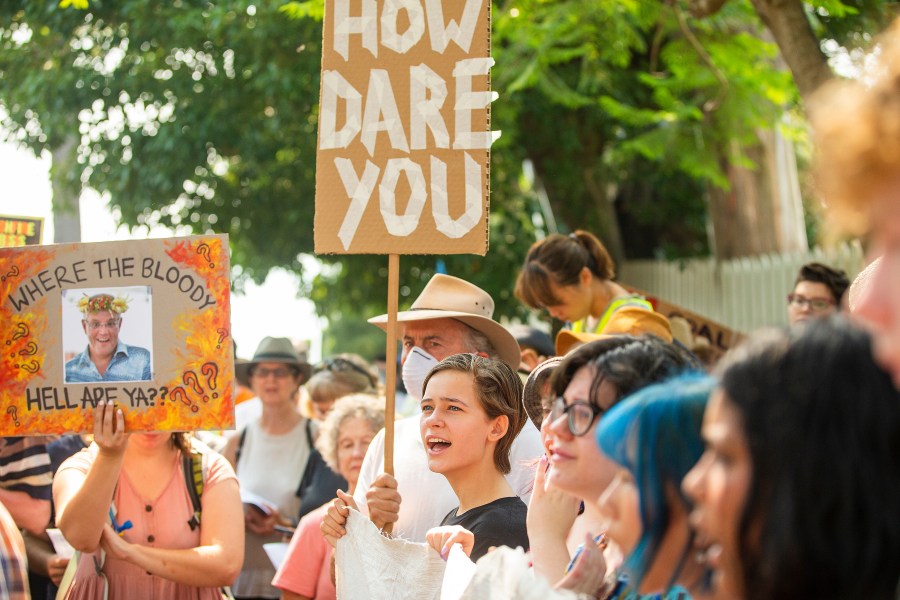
[619,241,866,334]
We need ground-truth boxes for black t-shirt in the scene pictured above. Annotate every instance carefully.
[441,496,530,561]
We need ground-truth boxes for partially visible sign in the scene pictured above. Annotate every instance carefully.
[314,0,496,255]
[0,215,44,247]
[0,235,234,435]
[625,286,745,361]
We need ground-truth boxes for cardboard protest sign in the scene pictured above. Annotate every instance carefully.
[0,215,44,247]
[0,235,234,435]
[624,286,746,363]
[314,0,496,255]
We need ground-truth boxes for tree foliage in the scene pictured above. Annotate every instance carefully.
[0,0,894,337]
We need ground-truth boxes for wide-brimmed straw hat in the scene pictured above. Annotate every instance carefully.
[368,274,521,370]
[235,336,312,384]
[555,307,672,355]
[522,356,563,430]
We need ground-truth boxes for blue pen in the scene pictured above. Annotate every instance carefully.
[565,533,606,574]
[109,508,133,536]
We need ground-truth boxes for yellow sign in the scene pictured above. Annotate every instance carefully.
[0,215,44,247]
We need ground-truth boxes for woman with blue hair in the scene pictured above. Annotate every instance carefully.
[592,373,713,599]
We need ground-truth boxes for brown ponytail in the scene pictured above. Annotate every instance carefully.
[514,230,615,309]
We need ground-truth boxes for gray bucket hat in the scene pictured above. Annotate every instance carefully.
[235,336,312,385]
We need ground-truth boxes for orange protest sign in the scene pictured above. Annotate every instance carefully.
[0,235,234,435]
[314,0,494,255]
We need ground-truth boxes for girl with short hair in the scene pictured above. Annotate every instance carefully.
[421,353,530,561]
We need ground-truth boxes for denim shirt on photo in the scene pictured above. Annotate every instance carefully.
[64,341,152,383]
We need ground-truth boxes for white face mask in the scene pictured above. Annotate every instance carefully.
[401,346,439,402]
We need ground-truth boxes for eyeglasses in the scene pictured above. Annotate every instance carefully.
[548,396,605,437]
[85,319,120,331]
[252,366,296,380]
[314,357,377,386]
[787,294,834,312]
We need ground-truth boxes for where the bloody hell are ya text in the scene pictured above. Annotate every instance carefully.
[6,257,216,312]
[26,385,173,412]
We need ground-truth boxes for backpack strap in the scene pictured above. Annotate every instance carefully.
[182,446,205,531]
[295,420,315,497]
[234,427,248,466]
[304,419,315,451]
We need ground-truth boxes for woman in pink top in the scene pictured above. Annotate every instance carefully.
[273,394,384,600]
[54,400,244,599]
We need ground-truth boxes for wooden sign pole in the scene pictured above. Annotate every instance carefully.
[383,253,400,478]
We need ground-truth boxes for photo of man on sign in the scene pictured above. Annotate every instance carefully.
[63,287,153,383]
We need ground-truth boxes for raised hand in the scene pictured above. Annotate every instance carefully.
[364,473,401,531]
[320,490,358,548]
[93,400,128,458]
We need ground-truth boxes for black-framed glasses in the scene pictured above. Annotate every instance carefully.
[548,396,604,437]
[786,294,834,312]
[314,357,377,387]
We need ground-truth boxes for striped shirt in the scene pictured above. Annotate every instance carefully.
[0,437,52,500]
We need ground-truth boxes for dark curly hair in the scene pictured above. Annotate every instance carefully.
[549,334,700,406]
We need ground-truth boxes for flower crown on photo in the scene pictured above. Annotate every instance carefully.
[77,293,130,315]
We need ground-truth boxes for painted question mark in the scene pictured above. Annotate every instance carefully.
[215,328,228,349]
[201,362,219,400]
[196,243,214,268]
[183,370,207,402]
[6,406,19,427]
[147,388,158,405]
[16,360,39,374]
[1,265,19,282]
[17,341,37,357]
[11,340,37,359]
[159,387,168,401]
[7,323,29,346]
[169,387,198,413]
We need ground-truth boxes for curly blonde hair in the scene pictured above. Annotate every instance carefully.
[811,18,900,236]
[314,394,385,473]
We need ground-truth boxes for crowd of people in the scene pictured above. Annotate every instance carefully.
[4,15,900,600]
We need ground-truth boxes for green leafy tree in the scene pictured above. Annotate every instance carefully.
[1,0,894,336]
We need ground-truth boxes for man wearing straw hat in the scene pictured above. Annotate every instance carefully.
[322,274,543,543]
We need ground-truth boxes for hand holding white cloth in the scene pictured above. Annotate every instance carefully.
[335,509,579,600]
[335,509,445,600]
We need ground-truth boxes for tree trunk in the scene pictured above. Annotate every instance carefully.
[750,0,833,101]
[707,128,807,259]
[51,136,80,243]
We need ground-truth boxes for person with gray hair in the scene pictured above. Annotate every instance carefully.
[273,394,384,600]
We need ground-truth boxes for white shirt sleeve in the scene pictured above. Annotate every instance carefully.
[352,426,386,517]
[507,419,542,505]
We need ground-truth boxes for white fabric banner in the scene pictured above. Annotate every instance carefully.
[335,509,579,600]
[335,509,446,599]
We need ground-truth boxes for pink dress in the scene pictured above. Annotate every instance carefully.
[58,443,237,600]
[272,503,335,600]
